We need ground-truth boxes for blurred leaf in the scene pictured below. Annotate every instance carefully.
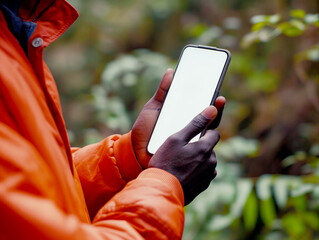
[256,175,272,200]
[260,198,276,227]
[243,190,258,231]
[273,176,289,209]
[101,55,141,86]
[290,19,306,31]
[195,26,223,45]
[230,179,253,217]
[305,14,319,26]
[277,21,304,37]
[291,184,313,197]
[282,151,307,167]
[207,215,235,231]
[301,212,319,230]
[290,195,307,212]
[251,15,268,24]
[304,45,319,61]
[282,213,307,238]
[242,28,281,47]
[294,43,319,62]
[268,14,281,24]
[216,137,260,161]
[251,14,280,25]
[290,9,306,19]
[251,22,266,32]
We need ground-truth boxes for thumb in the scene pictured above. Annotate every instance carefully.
[177,106,217,142]
[152,69,174,104]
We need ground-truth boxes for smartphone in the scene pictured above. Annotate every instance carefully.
[147,45,231,154]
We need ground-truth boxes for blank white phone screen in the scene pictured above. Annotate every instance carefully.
[148,46,228,154]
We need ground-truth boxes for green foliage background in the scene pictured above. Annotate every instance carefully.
[46,0,319,239]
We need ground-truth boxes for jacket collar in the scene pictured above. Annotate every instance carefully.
[12,0,79,48]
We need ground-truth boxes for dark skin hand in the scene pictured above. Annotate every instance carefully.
[132,68,226,169]
[148,106,220,205]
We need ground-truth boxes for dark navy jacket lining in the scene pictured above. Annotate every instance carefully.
[0,0,37,55]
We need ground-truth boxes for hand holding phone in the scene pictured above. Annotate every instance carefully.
[147,45,231,154]
[148,105,220,205]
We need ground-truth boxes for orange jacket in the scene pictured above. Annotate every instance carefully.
[0,1,184,239]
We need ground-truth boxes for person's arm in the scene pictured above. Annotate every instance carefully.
[0,122,184,239]
[72,131,143,219]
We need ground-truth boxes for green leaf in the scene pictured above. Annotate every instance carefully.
[243,191,259,231]
[282,213,307,238]
[301,212,319,230]
[290,195,307,212]
[252,22,266,32]
[260,198,277,227]
[278,22,304,37]
[290,9,306,19]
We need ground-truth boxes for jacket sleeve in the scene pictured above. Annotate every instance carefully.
[0,123,185,240]
[72,131,145,219]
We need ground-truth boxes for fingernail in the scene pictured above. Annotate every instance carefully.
[202,106,217,119]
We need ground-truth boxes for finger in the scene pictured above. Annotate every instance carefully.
[208,151,218,169]
[209,96,226,129]
[195,130,220,152]
[153,68,174,103]
[200,155,218,185]
[177,106,217,142]
[214,96,226,111]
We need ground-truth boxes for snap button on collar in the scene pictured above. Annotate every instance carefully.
[32,37,43,48]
